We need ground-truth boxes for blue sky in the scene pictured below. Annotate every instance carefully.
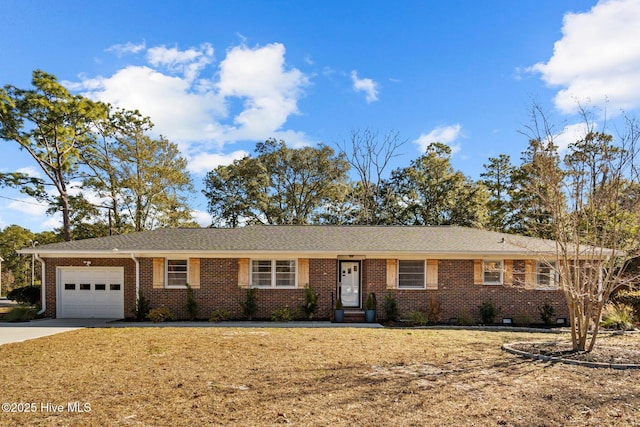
[2,0,640,232]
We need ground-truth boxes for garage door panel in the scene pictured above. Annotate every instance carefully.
[58,268,124,319]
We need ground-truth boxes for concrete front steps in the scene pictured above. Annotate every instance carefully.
[343,310,367,323]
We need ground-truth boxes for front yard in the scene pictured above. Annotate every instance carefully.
[1,327,639,426]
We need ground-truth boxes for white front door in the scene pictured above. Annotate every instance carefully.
[339,261,360,308]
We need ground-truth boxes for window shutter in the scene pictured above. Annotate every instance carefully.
[238,258,250,289]
[473,260,483,285]
[504,260,513,285]
[426,259,438,290]
[189,258,200,289]
[153,258,165,289]
[386,259,397,289]
[524,260,535,289]
[298,258,309,288]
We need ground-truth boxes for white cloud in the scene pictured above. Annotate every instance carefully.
[147,43,214,82]
[351,70,379,103]
[553,122,595,152]
[107,41,146,56]
[16,166,41,178]
[218,43,309,139]
[414,124,463,153]
[8,198,48,217]
[73,65,227,146]
[191,209,213,227]
[530,0,640,115]
[71,41,311,171]
[40,215,62,231]
[187,150,248,174]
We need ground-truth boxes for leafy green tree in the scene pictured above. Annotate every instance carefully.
[389,143,488,227]
[508,139,559,239]
[80,108,135,235]
[0,225,57,294]
[82,108,195,232]
[47,194,111,240]
[0,70,108,241]
[204,139,350,226]
[0,225,34,291]
[481,154,514,232]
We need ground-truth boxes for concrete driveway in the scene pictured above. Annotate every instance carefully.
[0,318,115,346]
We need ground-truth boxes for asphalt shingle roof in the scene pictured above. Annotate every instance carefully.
[23,225,560,256]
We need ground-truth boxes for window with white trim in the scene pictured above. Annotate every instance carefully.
[483,260,503,285]
[167,259,188,287]
[536,261,558,289]
[398,260,425,289]
[251,260,296,288]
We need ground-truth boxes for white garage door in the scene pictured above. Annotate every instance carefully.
[58,267,124,318]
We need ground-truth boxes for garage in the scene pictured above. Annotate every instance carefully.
[57,267,124,318]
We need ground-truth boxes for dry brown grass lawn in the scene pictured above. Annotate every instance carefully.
[1,327,639,426]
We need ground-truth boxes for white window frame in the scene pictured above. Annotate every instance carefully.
[397,260,426,289]
[250,259,297,288]
[483,260,503,285]
[166,258,189,288]
[536,261,558,290]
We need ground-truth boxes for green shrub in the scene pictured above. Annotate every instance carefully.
[4,305,37,322]
[209,309,231,323]
[271,308,294,322]
[479,300,499,324]
[384,293,399,322]
[365,293,376,310]
[184,283,198,320]
[404,310,428,326]
[146,307,177,323]
[538,298,556,326]
[600,303,636,331]
[7,285,40,305]
[613,290,640,321]
[132,290,150,321]
[456,312,475,326]
[300,285,319,320]
[239,288,258,320]
[335,296,344,310]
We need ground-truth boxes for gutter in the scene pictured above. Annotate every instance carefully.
[34,253,46,316]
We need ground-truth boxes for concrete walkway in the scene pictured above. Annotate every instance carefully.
[106,321,384,328]
[0,318,115,346]
[0,318,382,345]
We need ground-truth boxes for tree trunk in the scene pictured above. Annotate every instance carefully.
[60,191,72,242]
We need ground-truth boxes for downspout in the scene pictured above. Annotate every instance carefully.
[130,253,140,296]
[35,253,46,316]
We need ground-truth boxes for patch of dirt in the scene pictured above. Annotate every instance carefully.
[509,333,640,366]
[367,362,448,378]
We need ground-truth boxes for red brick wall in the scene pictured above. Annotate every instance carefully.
[140,258,338,320]
[374,259,568,324]
[43,256,568,323]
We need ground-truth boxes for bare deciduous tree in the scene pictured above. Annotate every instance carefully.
[339,128,406,224]
[523,104,640,351]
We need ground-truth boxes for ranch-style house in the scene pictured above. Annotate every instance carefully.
[21,225,571,323]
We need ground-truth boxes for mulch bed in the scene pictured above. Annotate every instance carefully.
[507,332,640,366]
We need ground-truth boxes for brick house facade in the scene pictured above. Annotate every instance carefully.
[26,226,571,323]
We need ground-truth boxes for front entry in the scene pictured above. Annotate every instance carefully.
[338,261,361,308]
